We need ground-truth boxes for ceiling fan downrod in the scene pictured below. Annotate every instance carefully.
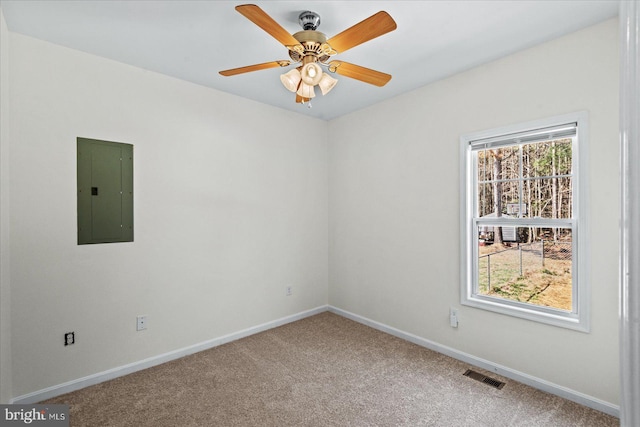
[298,11,321,31]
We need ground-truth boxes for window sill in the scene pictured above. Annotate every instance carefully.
[461,294,589,333]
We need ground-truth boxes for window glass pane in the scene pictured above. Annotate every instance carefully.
[521,177,573,219]
[477,179,522,218]
[476,147,520,182]
[498,146,520,181]
[477,227,572,311]
[522,139,572,179]
[477,150,492,183]
[500,179,521,215]
[477,183,494,217]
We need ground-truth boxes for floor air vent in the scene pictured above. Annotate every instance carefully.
[463,369,505,389]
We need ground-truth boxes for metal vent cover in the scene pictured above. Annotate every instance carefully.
[463,369,506,390]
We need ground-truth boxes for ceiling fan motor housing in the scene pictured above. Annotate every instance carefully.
[299,11,321,30]
[289,30,330,63]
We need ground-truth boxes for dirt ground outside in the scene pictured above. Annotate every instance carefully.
[478,242,572,311]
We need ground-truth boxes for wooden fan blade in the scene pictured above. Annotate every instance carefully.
[219,61,291,76]
[326,11,397,54]
[236,4,301,50]
[328,61,391,87]
[295,94,310,104]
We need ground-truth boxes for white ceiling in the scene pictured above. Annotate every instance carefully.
[1,1,618,121]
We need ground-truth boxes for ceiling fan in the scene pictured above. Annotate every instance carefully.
[219,4,397,105]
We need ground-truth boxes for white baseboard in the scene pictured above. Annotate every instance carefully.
[12,304,620,419]
[328,306,620,418]
[11,305,328,405]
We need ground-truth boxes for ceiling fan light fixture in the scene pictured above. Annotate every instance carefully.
[296,94,311,104]
[280,68,302,92]
[296,82,316,99]
[300,62,323,86]
[318,72,338,95]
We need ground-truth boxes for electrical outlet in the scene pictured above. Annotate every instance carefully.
[64,332,75,346]
[136,315,147,331]
[450,308,459,328]
[286,286,293,296]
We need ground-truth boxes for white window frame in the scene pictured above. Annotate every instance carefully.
[460,111,590,332]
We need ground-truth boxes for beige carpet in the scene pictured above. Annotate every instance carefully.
[43,312,618,426]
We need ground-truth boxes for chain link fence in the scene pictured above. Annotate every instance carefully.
[479,241,572,292]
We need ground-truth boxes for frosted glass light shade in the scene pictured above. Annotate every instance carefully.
[318,73,338,95]
[280,69,301,92]
[296,82,316,99]
[300,63,323,86]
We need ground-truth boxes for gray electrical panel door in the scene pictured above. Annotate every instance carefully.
[77,138,133,244]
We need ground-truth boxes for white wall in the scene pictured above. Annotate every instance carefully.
[3,14,621,410]
[1,6,14,404]
[328,18,620,406]
[7,32,328,398]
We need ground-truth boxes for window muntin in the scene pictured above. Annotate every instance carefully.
[461,113,588,331]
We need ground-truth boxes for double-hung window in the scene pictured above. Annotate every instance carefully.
[460,112,589,331]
